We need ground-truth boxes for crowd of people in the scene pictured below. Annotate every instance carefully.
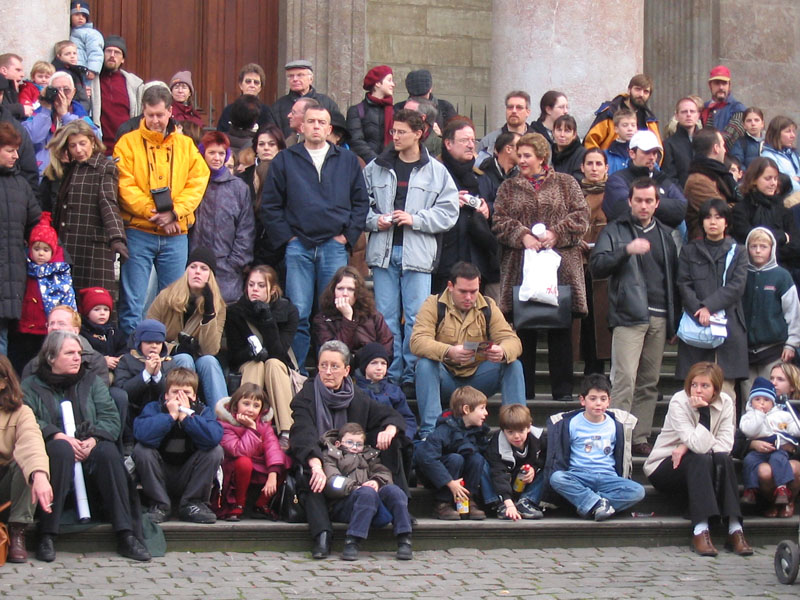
[1,1,800,565]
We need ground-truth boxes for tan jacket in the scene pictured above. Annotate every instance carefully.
[0,404,50,482]
[409,290,522,378]
[147,283,226,356]
[643,390,734,477]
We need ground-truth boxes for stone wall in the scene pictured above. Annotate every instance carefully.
[366,0,492,134]
[0,0,68,72]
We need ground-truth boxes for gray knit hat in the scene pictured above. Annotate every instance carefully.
[405,69,433,96]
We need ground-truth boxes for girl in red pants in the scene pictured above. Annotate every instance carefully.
[216,383,291,520]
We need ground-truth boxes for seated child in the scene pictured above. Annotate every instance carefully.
[354,343,417,440]
[322,422,412,561]
[739,377,799,508]
[133,367,224,524]
[18,212,76,353]
[485,404,545,520]
[544,374,645,521]
[79,286,128,372]
[69,2,104,83]
[414,386,490,521]
[606,109,637,175]
[215,383,291,521]
[112,319,176,439]
[742,227,800,393]
[18,61,54,113]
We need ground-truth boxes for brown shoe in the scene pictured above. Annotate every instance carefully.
[468,503,486,520]
[779,500,795,518]
[774,485,790,505]
[8,522,28,563]
[764,503,780,518]
[631,442,653,457]
[725,530,753,556]
[691,530,718,556]
[434,501,460,521]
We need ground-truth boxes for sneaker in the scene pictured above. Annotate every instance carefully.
[179,502,217,524]
[468,503,486,520]
[741,488,757,505]
[496,504,511,520]
[515,498,544,520]
[774,485,791,505]
[434,501,460,521]
[592,498,616,521]
[146,505,169,524]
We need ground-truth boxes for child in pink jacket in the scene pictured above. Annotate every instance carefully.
[215,383,291,520]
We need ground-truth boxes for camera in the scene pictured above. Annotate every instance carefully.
[463,194,482,209]
[41,86,59,104]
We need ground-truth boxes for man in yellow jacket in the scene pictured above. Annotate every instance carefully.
[113,85,210,334]
[409,261,525,439]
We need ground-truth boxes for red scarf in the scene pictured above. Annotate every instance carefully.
[367,93,394,147]
[525,166,550,191]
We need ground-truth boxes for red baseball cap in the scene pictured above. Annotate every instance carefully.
[708,65,731,82]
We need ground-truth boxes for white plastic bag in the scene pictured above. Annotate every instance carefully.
[518,248,561,306]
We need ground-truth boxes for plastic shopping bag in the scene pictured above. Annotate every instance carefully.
[518,248,561,306]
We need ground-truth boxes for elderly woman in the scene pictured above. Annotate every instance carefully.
[189,131,255,304]
[226,265,298,447]
[22,330,150,562]
[147,248,227,410]
[313,265,393,357]
[169,70,203,127]
[0,354,52,563]
[645,362,752,557]
[289,340,406,559]
[492,132,590,400]
[346,65,395,163]
[43,119,127,293]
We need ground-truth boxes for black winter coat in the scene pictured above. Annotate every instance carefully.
[225,295,299,371]
[272,86,343,138]
[0,165,41,319]
[485,428,545,502]
[662,125,694,187]
[731,190,800,268]
[0,105,39,191]
[112,349,177,418]
[676,237,749,379]
[552,138,586,183]
[346,96,388,163]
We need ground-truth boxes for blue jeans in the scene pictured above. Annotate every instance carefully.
[549,469,645,517]
[284,237,348,371]
[742,449,795,489]
[418,452,487,503]
[372,246,431,384]
[329,483,412,538]
[172,354,228,410]
[120,228,189,334]
[482,460,544,506]
[415,358,526,439]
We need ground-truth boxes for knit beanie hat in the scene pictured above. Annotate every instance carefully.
[134,318,167,348]
[356,342,391,372]
[29,211,59,251]
[363,65,393,92]
[71,1,90,16]
[187,246,217,275]
[749,376,777,403]
[405,69,433,97]
[79,286,113,315]
[104,35,127,58]
[169,70,194,97]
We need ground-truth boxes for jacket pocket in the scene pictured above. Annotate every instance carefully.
[688,257,710,281]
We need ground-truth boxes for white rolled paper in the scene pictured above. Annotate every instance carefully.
[60,401,91,522]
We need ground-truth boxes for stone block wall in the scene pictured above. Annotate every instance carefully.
[366,0,492,134]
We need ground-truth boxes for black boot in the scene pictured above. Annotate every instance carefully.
[342,535,360,561]
[36,534,56,562]
[311,531,331,559]
[396,533,412,560]
[117,531,152,562]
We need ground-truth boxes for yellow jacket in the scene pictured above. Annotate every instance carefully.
[113,120,210,235]
[0,404,50,482]
[410,290,522,378]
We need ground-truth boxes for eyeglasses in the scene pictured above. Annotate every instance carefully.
[506,104,527,111]
[172,83,190,90]
[389,129,412,136]
[54,86,73,93]
[243,78,261,85]
[287,73,309,80]
[105,49,123,57]
[342,440,364,449]
[319,363,344,373]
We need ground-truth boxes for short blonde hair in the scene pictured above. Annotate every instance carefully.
[30,61,55,78]
[747,229,773,248]
[53,40,77,58]
[517,132,551,165]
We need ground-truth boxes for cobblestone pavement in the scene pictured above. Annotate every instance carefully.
[0,544,797,599]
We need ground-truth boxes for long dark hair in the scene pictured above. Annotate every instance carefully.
[0,355,23,412]
[319,265,376,321]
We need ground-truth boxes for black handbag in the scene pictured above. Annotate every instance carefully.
[512,284,572,329]
[268,472,306,523]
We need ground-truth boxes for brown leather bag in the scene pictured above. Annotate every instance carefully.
[0,501,11,566]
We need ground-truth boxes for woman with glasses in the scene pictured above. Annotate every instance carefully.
[168,71,202,127]
[216,63,277,133]
[288,340,407,559]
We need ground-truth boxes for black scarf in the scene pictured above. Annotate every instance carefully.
[688,156,738,204]
[313,374,354,436]
[744,189,782,234]
[553,137,582,167]
[441,146,479,195]
[36,360,86,391]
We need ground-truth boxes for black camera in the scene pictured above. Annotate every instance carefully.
[176,332,199,358]
[41,86,59,104]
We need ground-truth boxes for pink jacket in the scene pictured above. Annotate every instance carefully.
[216,398,292,474]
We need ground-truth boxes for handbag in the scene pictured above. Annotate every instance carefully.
[677,243,736,349]
[512,284,572,329]
[268,472,306,523]
[287,348,308,395]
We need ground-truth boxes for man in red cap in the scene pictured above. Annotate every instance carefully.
[700,65,747,150]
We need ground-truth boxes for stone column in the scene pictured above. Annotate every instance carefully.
[279,0,367,111]
[0,0,68,73]
[490,0,643,136]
